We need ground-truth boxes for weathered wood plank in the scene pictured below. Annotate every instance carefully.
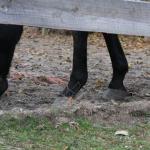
[0,0,150,36]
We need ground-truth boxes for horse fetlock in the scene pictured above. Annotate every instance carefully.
[109,78,126,91]
[114,63,128,75]
[70,71,88,85]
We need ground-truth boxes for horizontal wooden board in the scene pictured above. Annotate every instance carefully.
[0,0,150,36]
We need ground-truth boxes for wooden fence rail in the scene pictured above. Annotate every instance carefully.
[0,0,150,36]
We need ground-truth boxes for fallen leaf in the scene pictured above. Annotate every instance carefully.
[11,72,25,80]
[67,97,74,107]
[37,76,67,85]
[63,146,69,150]
[69,121,79,130]
[115,130,129,136]
[95,79,104,89]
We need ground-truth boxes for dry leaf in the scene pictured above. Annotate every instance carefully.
[115,130,129,136]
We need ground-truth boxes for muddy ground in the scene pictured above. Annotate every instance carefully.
[0,28,150,126]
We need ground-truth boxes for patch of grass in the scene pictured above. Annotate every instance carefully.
[0,115,149,150]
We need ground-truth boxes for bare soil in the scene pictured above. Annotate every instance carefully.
[0,27,149,126]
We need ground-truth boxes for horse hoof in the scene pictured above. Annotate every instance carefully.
[0,78,8,97]
[60,81,83,97]
[60,87,76,97]
[103,88,132,101]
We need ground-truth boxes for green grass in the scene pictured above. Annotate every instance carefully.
[0,115,149,150]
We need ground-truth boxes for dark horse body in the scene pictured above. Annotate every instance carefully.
[0,24,130,100]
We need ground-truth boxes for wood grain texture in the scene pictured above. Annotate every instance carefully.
[0,0,150,36]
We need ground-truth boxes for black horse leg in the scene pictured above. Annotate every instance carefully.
[0,24,23,97]
[62,31,88,97]
[103,33,130,100]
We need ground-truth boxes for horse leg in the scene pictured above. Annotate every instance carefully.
[62,31,88,97]
[103,33,130,100]
[0,24,23,97]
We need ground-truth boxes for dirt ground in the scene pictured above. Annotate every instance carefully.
[0,27,150,126]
